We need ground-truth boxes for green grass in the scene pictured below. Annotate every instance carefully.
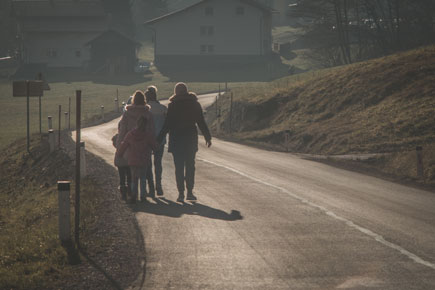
[0,68,228,148]
[0,136,108,289]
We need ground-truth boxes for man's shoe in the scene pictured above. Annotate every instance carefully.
[186,192,197,201]
[176,193,184,203]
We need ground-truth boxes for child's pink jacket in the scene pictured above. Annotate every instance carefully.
[117,128,158,167]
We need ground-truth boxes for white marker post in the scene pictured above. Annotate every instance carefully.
[48,129,55,152]
[58,181,71,243]
[101,105,105,122]
[48,116,53,130]
[115,98,119,113]
[80,141,86,178]
[64,112,68,130]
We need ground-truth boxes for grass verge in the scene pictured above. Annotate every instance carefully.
[0,133,143,289]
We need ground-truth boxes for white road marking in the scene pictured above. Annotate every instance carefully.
[198,157,435,271]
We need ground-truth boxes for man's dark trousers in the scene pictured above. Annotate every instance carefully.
[147,144,165,187]
[172,149,196,194]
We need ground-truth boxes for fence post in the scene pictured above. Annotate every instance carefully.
[416,146,424,179]
[284,130,291,152]
[229,91,233,133]
[115,89,119,113]
[64,112,68,130]
[58,181,71,243]
[101,105,105,122]
[58,105,61,148]
[48,129,55,152]
[68,97,71,130]
[48,116,53,130]
[80,141,86,178]
[75,90,81,247]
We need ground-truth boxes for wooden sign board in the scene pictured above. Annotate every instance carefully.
[13,80,44,97]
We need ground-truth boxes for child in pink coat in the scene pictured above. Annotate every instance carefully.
[117,116,158,202]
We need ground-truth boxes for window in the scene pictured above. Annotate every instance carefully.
[205,6,213,16]
[200,26,207,36]
[200,25,214,36]
[200,44,214,54]
[236,6,244,15]
[46,48,57,57]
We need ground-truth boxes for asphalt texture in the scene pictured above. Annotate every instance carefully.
[79,93,435,290]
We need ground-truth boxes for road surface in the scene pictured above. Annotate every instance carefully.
[80,93,435,289]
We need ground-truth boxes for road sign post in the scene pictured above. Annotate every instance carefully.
[13,80,44,153]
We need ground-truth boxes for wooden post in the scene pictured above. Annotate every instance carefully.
[101,105,105,122]
[116,89,119,113]
[284,130,291,152]
[80,141,86,178]
[68,97,71,130]
[75,90,81,247]
[37,73,42,135]
[58,105,61,147]
[26,80,30,153]
[58,181,71,242]
[416,146,424,179]
[39,96,42,134]
[229,91,233,133]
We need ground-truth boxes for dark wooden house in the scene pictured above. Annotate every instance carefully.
[86,30,140,74]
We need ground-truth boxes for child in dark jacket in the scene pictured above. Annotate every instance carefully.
[117,116,158,203]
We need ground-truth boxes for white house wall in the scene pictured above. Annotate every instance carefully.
[24,32,94,68]
[152,0,267,56]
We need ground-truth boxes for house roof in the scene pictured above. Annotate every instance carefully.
[12,0,107,18]
[12,0,108,32]
[85,29,141,47]
[145,0,276,25]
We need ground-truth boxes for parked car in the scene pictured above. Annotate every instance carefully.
[134,61,151,74]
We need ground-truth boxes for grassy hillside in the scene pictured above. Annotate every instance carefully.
[209,45,435,185]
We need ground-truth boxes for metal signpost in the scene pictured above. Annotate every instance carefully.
[75,90,82,247]
[13,80,44,152]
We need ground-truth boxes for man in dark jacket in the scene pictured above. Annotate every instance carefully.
[158,82,212,202]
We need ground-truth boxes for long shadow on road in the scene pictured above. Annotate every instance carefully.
[131,197,243,221]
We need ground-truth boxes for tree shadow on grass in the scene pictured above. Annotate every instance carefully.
[131,197,243,221]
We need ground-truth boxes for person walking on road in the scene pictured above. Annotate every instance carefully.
[112,125,131,201]
[158,82,212,202]
[145,86,167,197]
[117,116,158,203]
[117,90,155,201]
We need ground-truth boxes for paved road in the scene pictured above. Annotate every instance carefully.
[80,94,435,289]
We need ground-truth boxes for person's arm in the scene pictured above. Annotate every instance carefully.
[157,104,171,143]
[117,138,129,157]
[117,114,127,147]
[195,102,212,147]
